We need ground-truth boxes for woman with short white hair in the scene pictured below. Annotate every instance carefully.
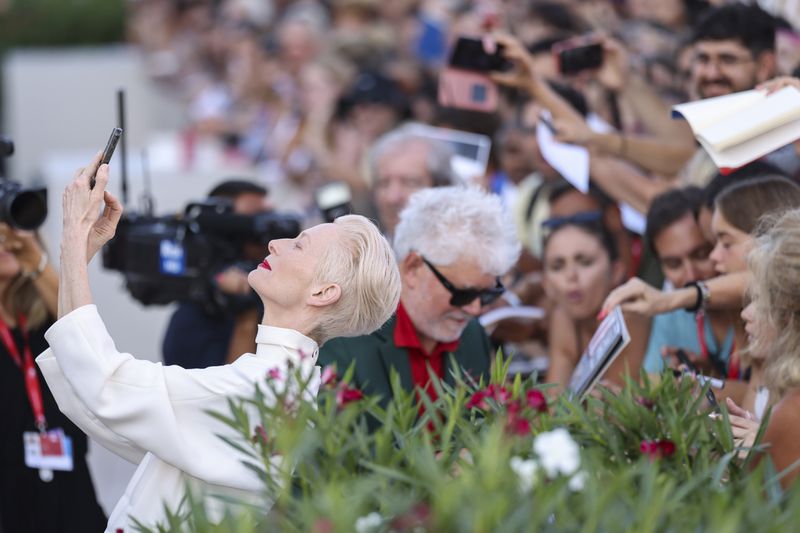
[37,153,401,532]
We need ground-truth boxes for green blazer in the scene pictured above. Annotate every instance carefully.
[318,315,492,408]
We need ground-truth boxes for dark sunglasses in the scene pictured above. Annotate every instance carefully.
[421,257,505,307]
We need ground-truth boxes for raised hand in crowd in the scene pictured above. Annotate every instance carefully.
[757,76,800,94]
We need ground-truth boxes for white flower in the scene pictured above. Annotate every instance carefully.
[355,512,383,533]
[568,470,588,491]
[510,456,539,493]
[533,428,581,477]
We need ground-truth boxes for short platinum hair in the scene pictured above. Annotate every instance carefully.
[394,187,521,276]
[310,215,401,344]
[367,124,455,187]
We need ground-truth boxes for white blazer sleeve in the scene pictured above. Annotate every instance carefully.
[41,305,311,490]
[37,349,147,464]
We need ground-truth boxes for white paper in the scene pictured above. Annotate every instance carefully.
[620,202,646,235]
[479,306,546,328]
[673,87,800,171]
[698,88,800,151]
[672,90,764,132]
[537,110,590,193]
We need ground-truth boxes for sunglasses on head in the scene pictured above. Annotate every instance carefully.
[421,256,505,307]
[541,210,603,230]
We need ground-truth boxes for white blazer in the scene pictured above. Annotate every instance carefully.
[36,305,320,533]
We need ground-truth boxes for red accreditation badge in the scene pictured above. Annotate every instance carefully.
[23,428,74,481]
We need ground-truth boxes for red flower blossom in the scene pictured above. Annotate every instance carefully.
[267,367,283,381]
[336,385,364,408]
[506,415,532,436]
[466,389,490,410]
[320,366,338,388]
[487,384,511,405]
[526,389,548,413]
[658,440,676,456]
[640,439,677,460]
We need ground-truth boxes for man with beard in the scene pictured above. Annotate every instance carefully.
[317,187,520,428]
[681,3,784,186]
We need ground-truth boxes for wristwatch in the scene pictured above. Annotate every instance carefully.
[685,280,710,312]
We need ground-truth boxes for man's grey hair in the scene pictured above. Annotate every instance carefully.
[394,186,521,276]
[367,124,455,187]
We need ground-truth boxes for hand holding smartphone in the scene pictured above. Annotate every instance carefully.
[91,127,122,190]
[438,36,511,112]
[552,36,604,75]
[674,349,720,408]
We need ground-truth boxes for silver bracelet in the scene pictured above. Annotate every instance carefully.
[23,252,48,280]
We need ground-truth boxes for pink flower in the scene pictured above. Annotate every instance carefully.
[267,367,283,381]
[640,439,677,460]
[321,366,338,388]
[336,385,364,408]
[526,390,548,413]
[466,389,490,410]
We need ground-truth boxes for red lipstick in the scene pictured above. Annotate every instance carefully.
[260,259,271,270]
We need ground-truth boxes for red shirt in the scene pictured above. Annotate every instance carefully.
[394,302,460,407]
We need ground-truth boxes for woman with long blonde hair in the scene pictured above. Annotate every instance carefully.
[736,209,800,487]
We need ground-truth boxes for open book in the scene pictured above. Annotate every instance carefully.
[672,86,800,172]
[568,306,631,400]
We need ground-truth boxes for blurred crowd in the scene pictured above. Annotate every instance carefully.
[124,0,800,392]
[7,3,800,531]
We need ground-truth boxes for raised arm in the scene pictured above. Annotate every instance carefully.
[58,152,123,318]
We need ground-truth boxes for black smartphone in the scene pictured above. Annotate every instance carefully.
[675,349,719,408]
[92,127,122,189]
[448,36,511,72]
[675,348,697,373]
[555,41,604,75]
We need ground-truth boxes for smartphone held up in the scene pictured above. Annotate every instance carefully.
[553,36,604,75]
[438,36,511,113]
[91,127,122,190]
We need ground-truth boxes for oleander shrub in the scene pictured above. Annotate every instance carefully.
[141,355,800,532]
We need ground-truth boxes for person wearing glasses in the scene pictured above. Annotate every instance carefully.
[318,186,520,428]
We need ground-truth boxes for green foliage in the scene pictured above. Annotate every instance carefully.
[139,364,800,533]
[0,0,125,49]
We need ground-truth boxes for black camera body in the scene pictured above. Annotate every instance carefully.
[0,136,48,230]
[102,200,301,307]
